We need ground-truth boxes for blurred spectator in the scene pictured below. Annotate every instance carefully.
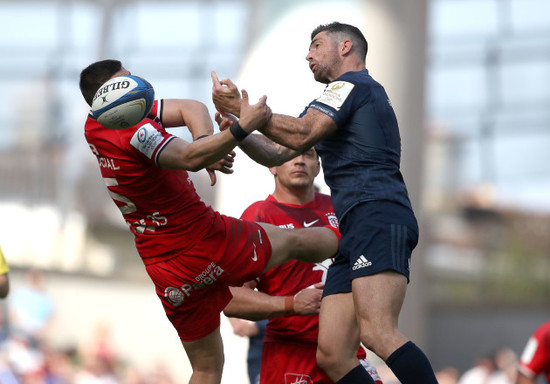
[8,268,54,347]
[73,353,118,384]
[458,354,496,384]
[436,366,459,384]
[489,347,517,383]
[0,246,10,298]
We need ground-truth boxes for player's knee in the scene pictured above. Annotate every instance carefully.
[192,357,224,379]
[359,329,377,352]
[316,345,338,375]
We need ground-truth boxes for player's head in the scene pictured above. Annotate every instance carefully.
[270,148,320,191]
[307,22,368,83]
[311,22,368,61]
[79,59,129,106]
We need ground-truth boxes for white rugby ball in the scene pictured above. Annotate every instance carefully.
[91,75,154,130]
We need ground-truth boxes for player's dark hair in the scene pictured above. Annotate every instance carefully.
[311,22,368,62]
[79,59,122,106]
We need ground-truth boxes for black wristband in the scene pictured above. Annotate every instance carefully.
[229,122,249,141]
[195,134,209,141]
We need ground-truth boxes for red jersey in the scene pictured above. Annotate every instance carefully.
[84,100,216,265]
[241,194,382,384]
[84,100,272,341]
[519,321,550,381]
[241,193,338,343]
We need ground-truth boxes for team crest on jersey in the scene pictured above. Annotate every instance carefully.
[326,213,338,228]
[285,373,313,384]
[316,81,354,111]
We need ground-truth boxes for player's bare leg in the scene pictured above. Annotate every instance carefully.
[317,292,364,381]
[259,223,339,272]
[182,327,224,384]
[352,271,409,359]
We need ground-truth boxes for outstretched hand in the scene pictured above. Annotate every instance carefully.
[211,71,241,116]
[238,89,272,134]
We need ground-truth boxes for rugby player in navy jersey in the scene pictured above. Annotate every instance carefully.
[212,22,438,384]
[223,148,382,384]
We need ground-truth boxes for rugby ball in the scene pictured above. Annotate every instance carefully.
[91,75,154,130]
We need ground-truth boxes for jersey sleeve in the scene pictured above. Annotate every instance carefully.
[129,121,176,166]
[148,99,163,121]
[308,79,359,128]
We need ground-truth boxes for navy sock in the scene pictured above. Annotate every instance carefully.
[335,364,376,384]
[386,341,438,384]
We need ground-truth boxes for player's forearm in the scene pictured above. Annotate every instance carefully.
[224,286,293,321]
[260,114,314,152]
[238,134,299,167]
[159,130,239,171]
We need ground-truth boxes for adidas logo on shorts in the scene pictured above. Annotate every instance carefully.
[352,255,372,270]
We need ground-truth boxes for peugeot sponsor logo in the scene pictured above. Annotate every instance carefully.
[164,262,225,307]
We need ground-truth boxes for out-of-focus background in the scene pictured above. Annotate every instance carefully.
[0,0,549,383]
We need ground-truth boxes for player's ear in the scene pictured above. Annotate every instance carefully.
[313,160,320,177]
[269,167,277,177]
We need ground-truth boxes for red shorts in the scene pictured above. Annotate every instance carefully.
[145,214,271,341]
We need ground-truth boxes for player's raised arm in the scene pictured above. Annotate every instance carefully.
[158,89,270,171]
[161,99,214,140]
[211,71,338,152]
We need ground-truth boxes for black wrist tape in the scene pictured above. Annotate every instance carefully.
[229,122,249,141]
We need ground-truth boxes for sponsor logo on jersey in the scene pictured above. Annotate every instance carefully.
[130,123,164,159]
[164,262,225,306]
[303,219,319,227]
[352,255,372,270]
[278,223,295,229]
[316,80,354,111]
[285,374,313,384]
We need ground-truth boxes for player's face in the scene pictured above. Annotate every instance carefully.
[273,148,320,189]
[306,31,341,84]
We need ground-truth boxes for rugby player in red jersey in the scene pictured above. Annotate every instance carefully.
[224,148,382,384]
[517,321,550,384]
[79,59,340,384]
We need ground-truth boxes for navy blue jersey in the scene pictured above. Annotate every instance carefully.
[301,69,413,220]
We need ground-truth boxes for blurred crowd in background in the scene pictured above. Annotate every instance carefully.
[0,268,529,384]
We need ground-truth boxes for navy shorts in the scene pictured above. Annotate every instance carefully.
[323,200,419,297]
